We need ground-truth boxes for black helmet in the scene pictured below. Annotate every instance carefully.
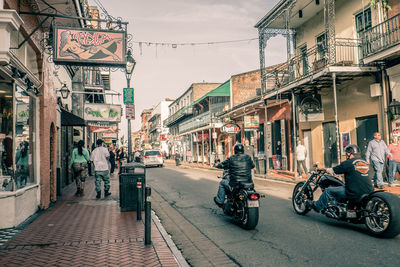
[344,144,360,155]
[234,143,244,154]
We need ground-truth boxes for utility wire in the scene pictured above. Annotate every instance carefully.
[133,37,259,46]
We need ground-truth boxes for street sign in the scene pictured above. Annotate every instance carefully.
[123,88,134,104]
[125,103,135,119]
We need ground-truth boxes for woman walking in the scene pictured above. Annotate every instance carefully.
[69,140,90,196]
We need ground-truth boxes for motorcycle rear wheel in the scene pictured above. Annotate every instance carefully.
[235,201,259,230]
[292,181,313,215]
[364,192,400,238]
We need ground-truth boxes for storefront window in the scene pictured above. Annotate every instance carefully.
[15,86,35,190]
[0,82,14,191]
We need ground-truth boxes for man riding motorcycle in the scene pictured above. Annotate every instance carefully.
[309,144,374,212]
[214,143,255,207]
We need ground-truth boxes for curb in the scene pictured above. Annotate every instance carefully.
[152,211,189,267]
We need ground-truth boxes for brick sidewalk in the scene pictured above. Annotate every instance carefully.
[0,171,180,267]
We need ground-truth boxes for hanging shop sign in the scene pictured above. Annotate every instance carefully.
[244,115,259,130]
[125,103,135,119]
[197,132,209,142]
[298,94,324,122]
[53,27,126,67]
[221,123,241,135]
[84,104,121,122]
[89,125,118,133]
[102,132,118,139]
[123,88,134,104]
[392,119,400,136]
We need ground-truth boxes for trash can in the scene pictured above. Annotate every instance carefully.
[257,154,266,174]
[119,162,146,212]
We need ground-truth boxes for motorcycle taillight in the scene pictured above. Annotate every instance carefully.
[249,194,259,200]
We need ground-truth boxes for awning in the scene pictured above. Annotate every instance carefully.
[61,108,86,126]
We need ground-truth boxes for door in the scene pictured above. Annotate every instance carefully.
[356,115,378,160]
[323,122,338,168]
[303,130,313,171]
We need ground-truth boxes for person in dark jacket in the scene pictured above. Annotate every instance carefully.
[214,143,255,207]
[109,146,116,174]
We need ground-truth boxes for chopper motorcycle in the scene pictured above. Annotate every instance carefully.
[216,170,261,230]
[292,169,400,238]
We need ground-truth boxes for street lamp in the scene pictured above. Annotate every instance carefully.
[58,84,70,99]
[125,49,136,162]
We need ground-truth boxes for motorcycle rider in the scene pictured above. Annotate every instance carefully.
[309,144,374,212]
[214,143,255,207]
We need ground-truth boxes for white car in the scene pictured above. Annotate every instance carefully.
[142,150,164,167]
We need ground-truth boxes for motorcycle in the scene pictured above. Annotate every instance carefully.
[216,170,262,230]
[292,169,400,238]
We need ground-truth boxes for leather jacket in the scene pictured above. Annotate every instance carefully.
[217,153,255,187]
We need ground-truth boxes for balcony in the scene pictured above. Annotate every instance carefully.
[164,107,193,127]
[179,111,211,134]
[361,13,400,60]
[265,38,362,92]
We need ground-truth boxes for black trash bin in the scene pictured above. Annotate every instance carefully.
[119,162,146,212]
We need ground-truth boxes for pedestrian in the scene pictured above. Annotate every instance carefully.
[276,140,282,170]
[134,150,141,163]
[87,145,93,176]
[296,140,308,176]
[69,140,90,197]
[387,137,400,187]
[109,145,116,174]
[244,139,255,162]
[366,132,392,189]
[118,147,126,167]
[91,139,111,199]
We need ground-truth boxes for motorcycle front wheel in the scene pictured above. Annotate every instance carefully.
[292,181,313,215]
[364,192,400,238]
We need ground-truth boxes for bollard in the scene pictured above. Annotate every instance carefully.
[137,178,142,221]
[145,187,152,245]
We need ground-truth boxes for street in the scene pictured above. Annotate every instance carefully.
[147,164,400,267]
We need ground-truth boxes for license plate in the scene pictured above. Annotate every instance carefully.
[247,200,259,208]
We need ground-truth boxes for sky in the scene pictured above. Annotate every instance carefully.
[94,0,286,135]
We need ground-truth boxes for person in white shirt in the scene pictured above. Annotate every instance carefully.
[90,139,111,199]
[296,140,308,176]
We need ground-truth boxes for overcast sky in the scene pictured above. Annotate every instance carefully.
[95,0,286,134]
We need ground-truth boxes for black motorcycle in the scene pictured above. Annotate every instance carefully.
[292,169,400,238]
[216,170,261,230]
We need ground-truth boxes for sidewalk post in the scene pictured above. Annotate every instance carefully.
[145,186,152,245]
[137,177,142,220]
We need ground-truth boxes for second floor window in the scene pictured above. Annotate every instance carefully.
[316,33,327,60]
[355,8,372,34]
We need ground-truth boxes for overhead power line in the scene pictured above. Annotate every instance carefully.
[132,37,259,47]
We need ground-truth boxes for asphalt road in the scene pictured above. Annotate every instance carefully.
[147,165,399,267]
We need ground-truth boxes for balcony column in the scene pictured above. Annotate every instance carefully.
[209,128,212,167]
[264,104,270,174]
[381,68,390,143]
[324,0,336,64]
[191,133,194,163]
[291,91,298,176]
[202,130,205,165]
[332,73,341,164]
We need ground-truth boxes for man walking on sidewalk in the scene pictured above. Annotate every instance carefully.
[366,132,392,189]
[296,140,308,177]
[91,139,111,199]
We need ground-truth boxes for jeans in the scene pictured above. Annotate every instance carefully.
[314,186,347,212]
[388,160,400,185]
[297,160,308,175]
[73,162,88,191]
[94,170,110,193]
[215,178,231,204]
[372,160,385,186]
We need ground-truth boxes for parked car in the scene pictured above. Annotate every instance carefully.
[142,150,163,167]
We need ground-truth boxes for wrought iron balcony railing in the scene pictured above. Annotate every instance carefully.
[264,38,361,92]
[179,111,211,134]
[361,13,400,59]
[164,106,193,127]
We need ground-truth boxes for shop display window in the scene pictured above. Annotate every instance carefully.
[0,84,36,192]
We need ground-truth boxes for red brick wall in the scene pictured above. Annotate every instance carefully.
[231,70,261,107]
[6,1,58,209]
[192,83,221,101]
